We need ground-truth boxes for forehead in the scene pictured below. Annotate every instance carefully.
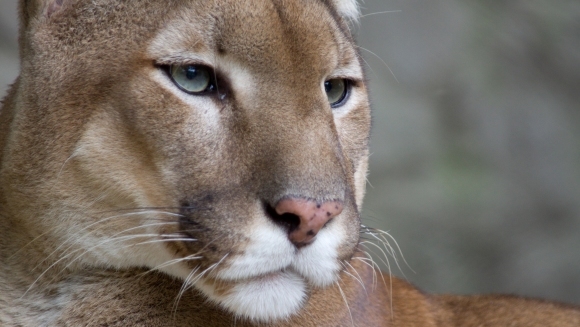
[148,0,357,75]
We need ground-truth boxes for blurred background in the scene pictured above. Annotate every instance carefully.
[1,0,579,304]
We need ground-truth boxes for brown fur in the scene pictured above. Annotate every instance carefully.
[1,0,578,326]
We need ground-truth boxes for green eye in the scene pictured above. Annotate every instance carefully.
[169,65,214,94]
[324,79,349,107]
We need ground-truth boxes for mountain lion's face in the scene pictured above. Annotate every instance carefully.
[1,0,369,321]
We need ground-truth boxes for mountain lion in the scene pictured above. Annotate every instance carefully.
[1,0,579,326]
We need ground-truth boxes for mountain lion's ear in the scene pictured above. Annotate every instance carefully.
[19,0,67,28]
[45,0,65,18]
[329,0,360,24]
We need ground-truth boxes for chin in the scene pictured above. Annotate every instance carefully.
[198,270,308,322]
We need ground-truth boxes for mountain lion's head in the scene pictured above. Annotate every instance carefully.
[0,0,370,322]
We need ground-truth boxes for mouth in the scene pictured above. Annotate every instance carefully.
[211,260,301,285]
[205,269,296,290]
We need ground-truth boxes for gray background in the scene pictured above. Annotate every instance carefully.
[1,1,579,304]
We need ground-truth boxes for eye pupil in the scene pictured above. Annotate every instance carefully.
[185,66,198,80]
[324,81,332,93]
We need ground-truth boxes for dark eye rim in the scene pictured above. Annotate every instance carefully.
[327,78,352,108]
[160,64,217,95]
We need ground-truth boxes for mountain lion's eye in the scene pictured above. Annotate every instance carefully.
[324,78,349,107]
[169,65,215,94]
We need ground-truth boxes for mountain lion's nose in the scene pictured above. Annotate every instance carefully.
[272,197,343,247]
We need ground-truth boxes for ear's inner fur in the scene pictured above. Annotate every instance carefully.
[45,0,64,17]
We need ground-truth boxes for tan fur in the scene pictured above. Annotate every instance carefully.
[0,0,578,326]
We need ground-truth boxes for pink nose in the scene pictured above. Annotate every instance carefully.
[274,198,343,247]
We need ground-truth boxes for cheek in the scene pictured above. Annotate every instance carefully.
[119,70,232,189]
[333,103,371,209]
[353,153,369,209]
[123,71,219,147]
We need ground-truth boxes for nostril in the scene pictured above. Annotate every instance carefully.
[265,197,344,248]
[265,204,300,232]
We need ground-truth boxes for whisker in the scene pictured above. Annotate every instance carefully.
[342,260,366,293]
[351,256,378,289]
[189,253,229,286]
[24,230,168,298]
[147,235,225,281]
[175,253,229,312]
[9,208,168,260]
[360,225,414,274]
[48,222,176,268]
[360,233,403,276]
[173,266,200,320]
[106,236,198,257]
[358,10,402,19]
[140,254,204,277]
[26,221,184,296]
[8,229,55,261]
[357,247,393,318]
[360,227,396,260]
[354,248,387,289]
[361,233,396,258]
[335,280,355,327]
[359,240,393,271]
[20,212,179,267]
[354,45,399,83]
[357,53,379,80]
[56,148,81,181]
[21,232,161,299]
[60,232,166,272]
[132,238,197,246]
[21,247,82,299]
[55,234,165,281]
[358,241,393,299]
[173,253,230,317]
[372,228,414,273]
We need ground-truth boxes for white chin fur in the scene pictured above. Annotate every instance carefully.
[200,271,307,322]
[215,223,295,281]
[292,223,343,287]
[189,210,345,321]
